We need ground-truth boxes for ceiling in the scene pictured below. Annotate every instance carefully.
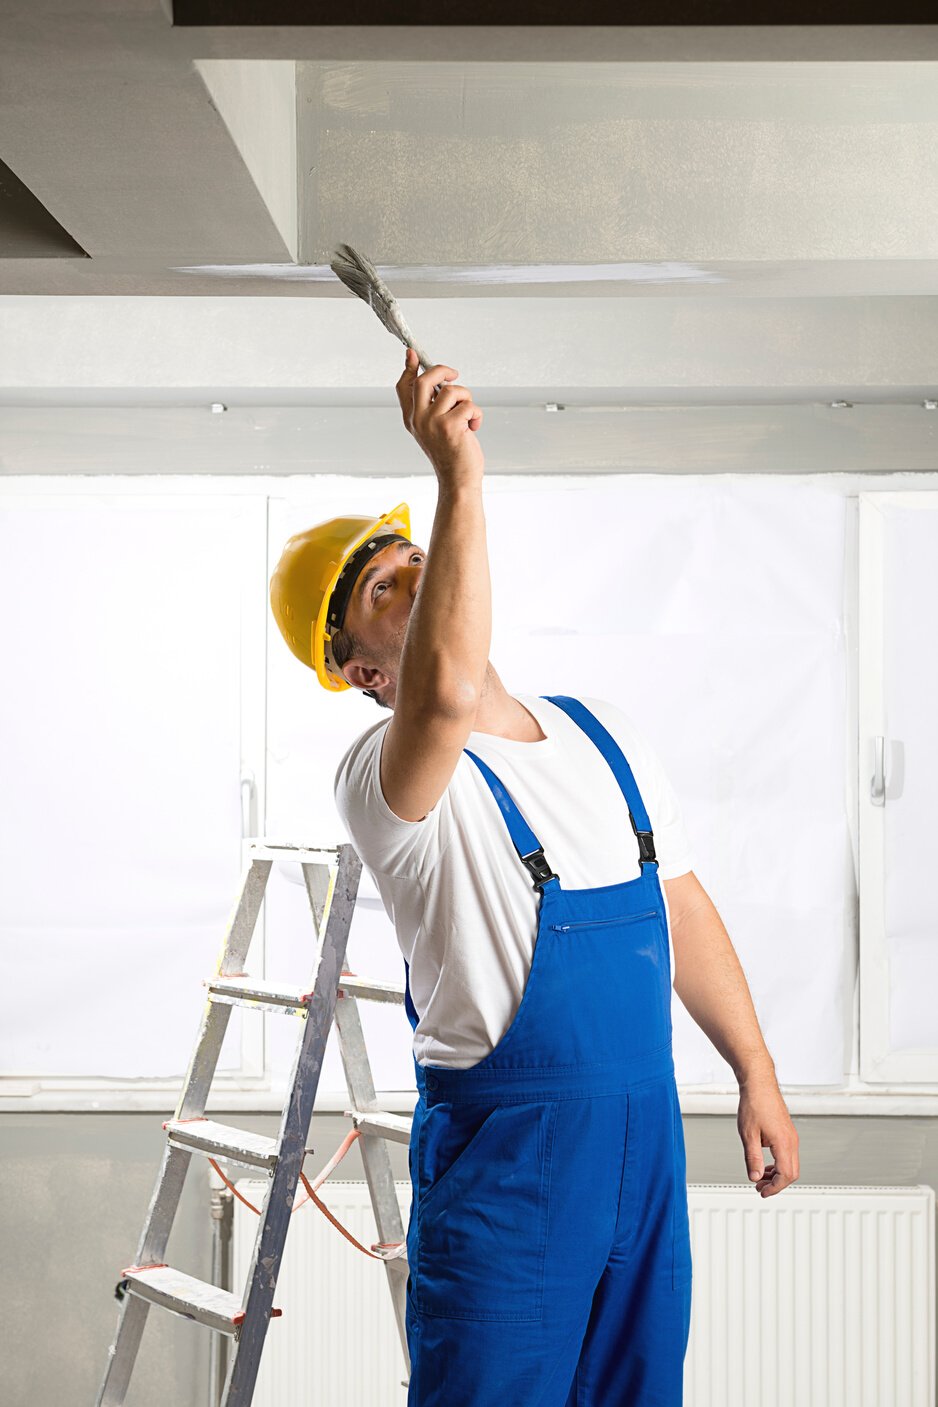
[1,1,937,474]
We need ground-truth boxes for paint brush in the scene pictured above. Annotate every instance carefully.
[329,243,438,375]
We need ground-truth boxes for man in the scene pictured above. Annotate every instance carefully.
[270,347,799,1406]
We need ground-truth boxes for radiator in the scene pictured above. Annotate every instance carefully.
[231,1181,935,1407]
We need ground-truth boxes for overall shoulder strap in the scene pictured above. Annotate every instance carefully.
[541,695,657,868]
[462,748,558,890]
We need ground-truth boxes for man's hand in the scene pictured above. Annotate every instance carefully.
[395,347,485,484]
[738,1073,800,1197]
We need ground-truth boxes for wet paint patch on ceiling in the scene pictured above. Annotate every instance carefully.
[171,261,728,285]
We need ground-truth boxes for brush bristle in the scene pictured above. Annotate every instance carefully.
[329,242,433,370]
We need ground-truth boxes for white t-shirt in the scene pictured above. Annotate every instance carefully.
[333,692,695,1069]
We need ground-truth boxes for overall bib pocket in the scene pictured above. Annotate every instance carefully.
[671,1083,693,1290]
[414,1099,559,1322]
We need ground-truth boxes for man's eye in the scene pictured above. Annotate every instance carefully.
[373,554,423,600]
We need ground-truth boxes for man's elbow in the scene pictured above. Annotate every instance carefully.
[662,869,710,933]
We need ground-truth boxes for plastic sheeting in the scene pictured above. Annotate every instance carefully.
[267,474,851,1091]
[0,497,247,1079]
[0,476,854,1089]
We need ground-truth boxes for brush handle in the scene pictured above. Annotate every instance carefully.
[401,339,448,394]
[406,341,436,377]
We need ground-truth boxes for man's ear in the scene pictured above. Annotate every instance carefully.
[343,660,389,693]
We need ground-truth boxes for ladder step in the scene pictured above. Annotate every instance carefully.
[338,975,405,1004]
[163,1118,279,1171]
[246,841,340,863]
[208,972,406,1012]
[119,1264,282,1336]
[346,1109,413,1144]
[208,975,312,1012]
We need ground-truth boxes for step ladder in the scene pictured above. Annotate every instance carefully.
[97,839,414,1407]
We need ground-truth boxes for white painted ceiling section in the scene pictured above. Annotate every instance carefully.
[286,59,938,272]
[191,57,938,278]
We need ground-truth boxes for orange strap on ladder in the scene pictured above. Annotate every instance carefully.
[170,1117,405,1262]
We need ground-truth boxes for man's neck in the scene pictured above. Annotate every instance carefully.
[468,665,546,741]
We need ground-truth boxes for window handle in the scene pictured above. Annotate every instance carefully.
[240,768,256,837]
[870,735,886,807]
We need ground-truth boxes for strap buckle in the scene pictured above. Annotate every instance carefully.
[520,847,558,889]
[630,814,657,865]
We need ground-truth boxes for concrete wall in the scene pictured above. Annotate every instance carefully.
[4,1108,937,1407]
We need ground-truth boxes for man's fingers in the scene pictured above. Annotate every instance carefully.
[744,1136,765,1183]
[445,398,482,425]
[394,348,419,403]
[432,383,475,415]
[413,364,460,413]
[770,1139,799,1185]
[755,1138,799,1196]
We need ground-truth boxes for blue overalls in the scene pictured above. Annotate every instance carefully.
[402,695,692,1406]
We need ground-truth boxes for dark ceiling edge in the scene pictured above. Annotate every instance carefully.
[171,1,938,22]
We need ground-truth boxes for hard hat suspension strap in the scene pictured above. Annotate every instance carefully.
[326,532,412,636]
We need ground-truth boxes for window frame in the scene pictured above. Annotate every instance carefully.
[858,490,938,1084]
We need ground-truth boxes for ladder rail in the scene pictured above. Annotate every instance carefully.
[97,852,274,1407]
[179,858,273,1122]
[334,980,411,1368]
[222,844,362,1407]
[300,856,333,943]
[97,1294,151,1407]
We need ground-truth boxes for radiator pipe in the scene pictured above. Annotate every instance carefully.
[208,1169,234,1407]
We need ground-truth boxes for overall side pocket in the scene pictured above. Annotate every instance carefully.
[416,1100,501,1215]
[415,1100,559,1322]
[671,1084,693,1290]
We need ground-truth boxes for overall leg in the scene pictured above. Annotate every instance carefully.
[568,1079,692,1407]
[406,1092,632,1407]
[406,1283,592,1407]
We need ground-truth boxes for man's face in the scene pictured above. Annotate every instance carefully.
[340,539,426,701]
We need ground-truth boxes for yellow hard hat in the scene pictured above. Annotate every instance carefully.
[269,501,412,693]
